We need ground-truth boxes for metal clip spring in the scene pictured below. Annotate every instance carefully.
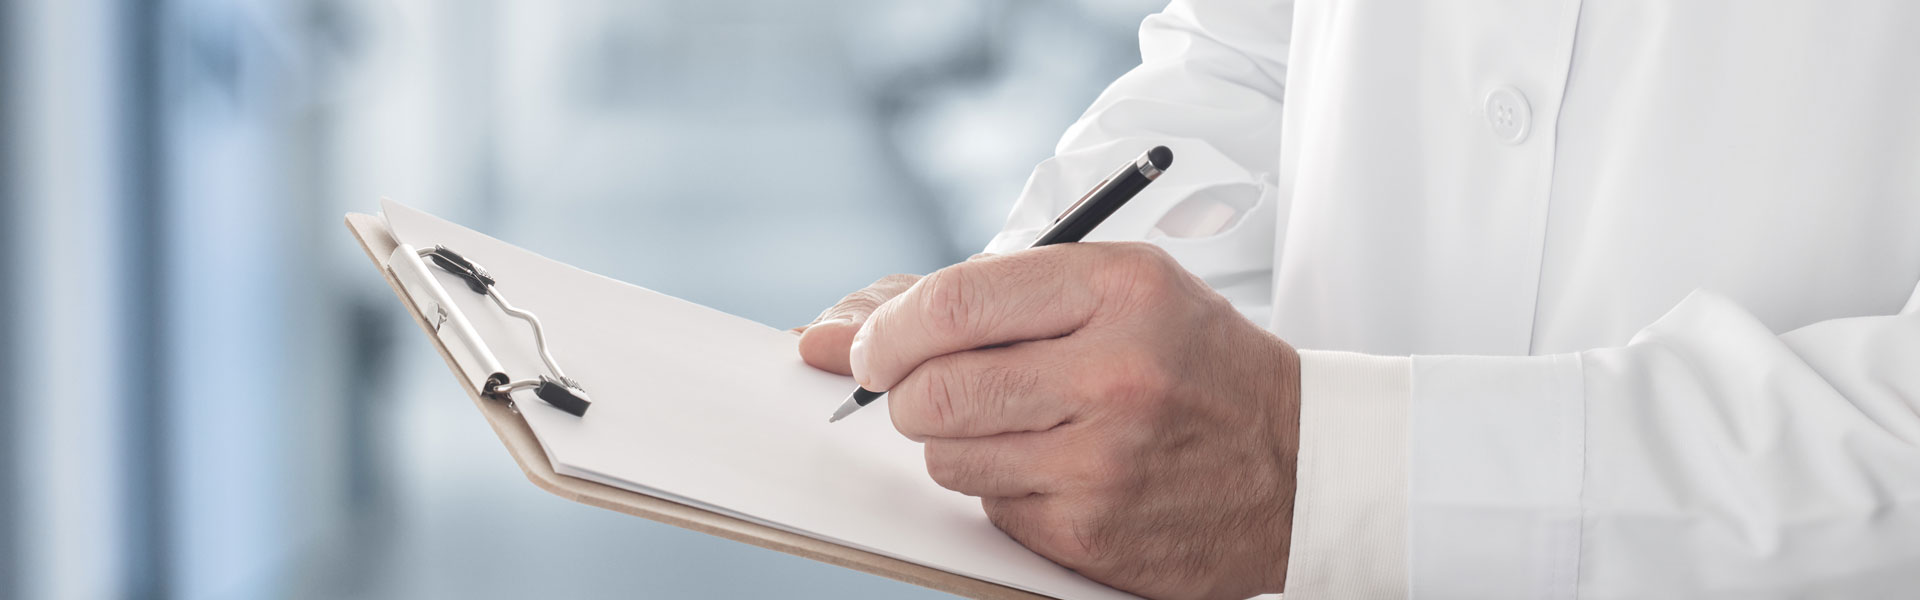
[419,245,592,416]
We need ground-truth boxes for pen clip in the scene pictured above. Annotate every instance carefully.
[1055,166,1132,227]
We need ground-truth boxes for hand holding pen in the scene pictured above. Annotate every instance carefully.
[822,146,1173,422]
[796,144,1302,598]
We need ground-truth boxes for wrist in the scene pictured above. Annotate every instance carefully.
[1268,335,1303,592]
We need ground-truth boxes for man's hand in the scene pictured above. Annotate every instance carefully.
[815,243,1300,600]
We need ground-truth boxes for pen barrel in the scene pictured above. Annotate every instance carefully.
[1030,167,1154,247]
[828,146,1167,424]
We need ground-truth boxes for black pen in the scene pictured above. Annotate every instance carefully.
[828,146,1173,423]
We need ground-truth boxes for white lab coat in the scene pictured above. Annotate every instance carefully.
[985,1,1920,598]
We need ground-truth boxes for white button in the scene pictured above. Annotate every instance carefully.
[1484,87,1531,144]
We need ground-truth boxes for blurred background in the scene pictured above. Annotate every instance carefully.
[0,0,1164,597]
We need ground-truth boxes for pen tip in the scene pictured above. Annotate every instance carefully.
[828,394,861,423]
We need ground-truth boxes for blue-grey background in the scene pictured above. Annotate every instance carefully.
[0,0,1163,597]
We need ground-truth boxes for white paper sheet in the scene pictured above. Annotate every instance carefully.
[382,201,1134,599]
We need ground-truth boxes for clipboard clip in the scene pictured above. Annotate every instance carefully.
[389,243,593,417]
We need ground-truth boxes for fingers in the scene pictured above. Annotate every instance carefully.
[886,338,1084,440]
[923,431,1063,497]
[851,244,1151,392]
[796,274,920,375]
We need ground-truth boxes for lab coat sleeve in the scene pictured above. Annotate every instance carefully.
[1297,284,1920,599]
[987,0,1292,323]
[1289,350,1413,599]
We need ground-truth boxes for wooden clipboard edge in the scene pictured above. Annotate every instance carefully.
[346,212,1047,600]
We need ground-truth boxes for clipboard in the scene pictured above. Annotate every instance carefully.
[346,211,1047,600]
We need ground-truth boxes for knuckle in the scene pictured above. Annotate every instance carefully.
[900,354,1036,438]
[928,371,962,431]
[1123,350,1176,397]
[843,283,899,312]
[1096,243,1180,302]
[840,288,885,312]
[898,358,966,436]
[1114,241,1174,272]
[919,267,983,341]
[972,363,1032,425]
[1074,348,1173,404]
[829,274,921,321]
[873,273,922,293]
[1124,240,1175,262]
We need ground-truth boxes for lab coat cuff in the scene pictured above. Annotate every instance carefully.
[1286,350,1412,600]
[1407,354,1585,600]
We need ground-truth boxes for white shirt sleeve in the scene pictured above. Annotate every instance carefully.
[1288,350,1412,600]
[1287,283,1920,598]
[987,0,1294,324]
